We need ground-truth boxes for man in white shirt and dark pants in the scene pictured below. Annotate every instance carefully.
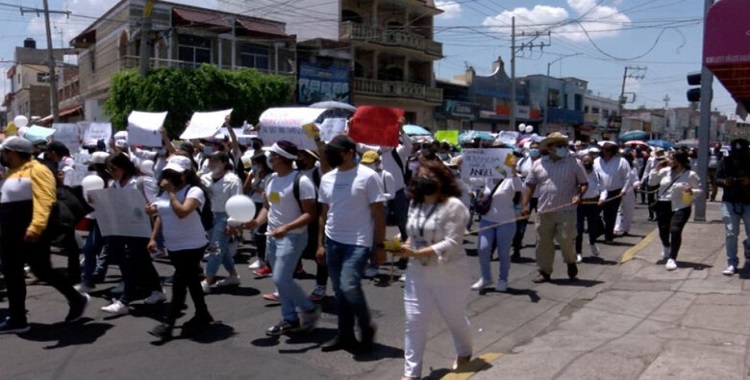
[594,141,630,244]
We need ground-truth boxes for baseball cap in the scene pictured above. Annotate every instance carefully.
[360,151,380,164]
[85,151,111,165]
[1,136,34,154]
[163,155,193,173]
[262,140,299,160]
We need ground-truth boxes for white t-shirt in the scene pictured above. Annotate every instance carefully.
[482,176,523,224]
[201,171,242,213]
[110,175,158,204]
[153,186,208,251]
[265,172,316,234]
[319,165,386,247]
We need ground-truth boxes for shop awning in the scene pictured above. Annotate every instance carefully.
[173,8,232,28]
[40,105,83,122]
[704,0,750,105]
[236,19,287,37]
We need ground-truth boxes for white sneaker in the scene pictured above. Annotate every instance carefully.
[201,280,211,294]
[398,274,406,282]
[661,247,669,261]
[248,259,264,270]
[576,254,583,263]
[74,283,95,293]
[215,276,241,287]
[495,280,508,292]
[101,300,128,315]
[471,278,493,290]
[144,290,167,305]
[110,282,125,294]
[590,244,601,257]
[722,265,736,276]
[665,259,677,271]
[364,267,379,278]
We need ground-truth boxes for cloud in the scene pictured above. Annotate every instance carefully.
[482,0,631,42]
[436,0,462,19]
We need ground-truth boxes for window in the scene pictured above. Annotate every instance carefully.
[603,109,609,118]
[178,35,212,66]
[547,89,560,108]
[584,106,589,113]
[574,94,583,111]
[592,107,600,115]
[37,72,47,83]
[240,44,269,71]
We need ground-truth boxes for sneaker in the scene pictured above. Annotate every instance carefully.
[65,293,90,322]
[364,267,379,279]
[101,299,129,315]
[201,280,211,294]
[665,258,677,271]
[110,282,125,294]
[74,282,96,293]
[215,276,241,287]
[567,263,578,280]
[151,248,168,260]
[0,317,30,334]
[148,323,173,341]
[398,274,406,282]
[576,254,583,263]
[471,278,493,290]
[590,244,601,257]
[532,272,551,283]
[266,319,300,336]
[144,290,167,305]
[495,280,508,292]
[723,265,737,276]
[263,291,280,302]
[253,266,272,279]
[248,259,264,270]
[309,285,326,302]
[299,304,322,332]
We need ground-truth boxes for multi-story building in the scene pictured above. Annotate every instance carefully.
[70,0,295,122]
[583,92,619,140]
[525,74,586,138]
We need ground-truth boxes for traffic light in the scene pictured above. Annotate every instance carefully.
[686,73,701,102]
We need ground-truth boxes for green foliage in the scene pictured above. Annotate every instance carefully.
[104,64,294,137]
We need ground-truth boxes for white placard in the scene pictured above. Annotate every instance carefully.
[461,148,515,180]
[128,111,166,147]
[319,118,346,143]
[65,152,91,187]
[81,122,112,144]
[219,127,256,145]
[258,107,326,150]
[52,123,82,152]
[88,188,152,238]
[496,131,519,146]
[180,109,232,140]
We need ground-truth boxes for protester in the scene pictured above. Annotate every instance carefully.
[360,150,396,278]
[317,135,385,353]
[245,154,272,276]
[716,139,750,276]
[708,143,724,202]
[147,155,213,340]
[648,151,702,271]
[594,141,630,244]
[576,154,604,262]
[76,151,111,292]
[614,153,640,236]
[0,137,89,334]
[513,140,542,261]
[641,148,666,221]
[394,160,472,380]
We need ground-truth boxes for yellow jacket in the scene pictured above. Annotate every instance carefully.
[1,159,57,235]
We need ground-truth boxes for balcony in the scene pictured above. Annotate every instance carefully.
[340,22,442,58]
[353,78,442,103]
[119,56,295,77]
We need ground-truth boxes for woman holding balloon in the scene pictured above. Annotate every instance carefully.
[147,155,213,340]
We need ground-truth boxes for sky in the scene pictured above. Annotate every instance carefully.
[0,0,737,118]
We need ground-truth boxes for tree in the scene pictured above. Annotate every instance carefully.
[104,64,294,137]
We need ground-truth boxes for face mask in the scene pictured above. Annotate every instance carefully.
[324,148,344,168]
[555,147,569,158]
[354,154,360,165]
[583,163,593,170]
[528,149,540,158]
[413,176,438,196]
[203,146,213,155]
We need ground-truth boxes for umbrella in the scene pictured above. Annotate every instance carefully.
[403,124,432,136]
[675,138,699,148]
[623,140,648,147]
[619,130,648,142]
[647,139,672,149]
[308,101,357,112]
[459,131,494,143]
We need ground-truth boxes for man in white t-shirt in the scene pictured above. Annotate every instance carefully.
[246,141,321,336]
[317,135,386,354]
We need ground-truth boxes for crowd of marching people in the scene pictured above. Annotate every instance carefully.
[2,114,750,380]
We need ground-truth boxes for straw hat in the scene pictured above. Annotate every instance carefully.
[539,132,569,150]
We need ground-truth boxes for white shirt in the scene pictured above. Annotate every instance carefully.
[406,197,471,271]
[649,168,703,211]
[248,173,271,204]
[201,171,242,213]
[153,186,208,251]
[482,176,522,224]
[516,156,541,198]
[300,164,322,189]
[319,165,386,247]
[582,170,604,199]
[265,172,316,234]
[359,134,413,192]
[594,155,630,193]
[110,175,158,204]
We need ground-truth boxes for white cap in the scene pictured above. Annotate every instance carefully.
[84,151,110,165]
[163,155,193,173]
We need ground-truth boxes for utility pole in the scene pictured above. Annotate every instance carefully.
[510,17,550,133]
[617,66,647,136]
[694,0,715,222]
[139,0,157,77]
[542,52,582,134]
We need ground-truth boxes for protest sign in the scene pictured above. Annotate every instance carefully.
[319,118,346,143]
[348,106,403,147]
[52,123,81,152]
[435,130,459,146]
[81,122,112,145]
[218,127,256,145]
[496,131,519,146]
[128,111,166,147]
[180,109,232,140]
[460,148,515,180]
[88,188,152,238]
[258,107,326,150]
[24,126,56,142]
[65,152,91,187]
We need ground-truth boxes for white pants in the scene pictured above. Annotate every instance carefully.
[615,190,636,233]
[403,262,472,378]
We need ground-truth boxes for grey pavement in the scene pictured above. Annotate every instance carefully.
[0,198,745,380]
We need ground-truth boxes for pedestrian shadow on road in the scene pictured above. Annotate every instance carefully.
[581,256,617,266]
[277,327,339,353]
[217,286,261,297]
[548,279,604,287]
[19,318,113,349]
[675,262,712,271]
[353,342,404,362]
[187,322,235,344]
[503,288,541,303]
[422,356,495,379]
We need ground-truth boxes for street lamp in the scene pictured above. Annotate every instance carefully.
[542,53,583,134]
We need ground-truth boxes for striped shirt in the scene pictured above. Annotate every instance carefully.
[526,156,588,213]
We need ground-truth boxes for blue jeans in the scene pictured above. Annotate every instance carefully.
[325,238,372,337]
[82,221,103,285]
[268,232,315,322]
[722,202,750,267]
[205,212,235,276]
[478,219,516,282]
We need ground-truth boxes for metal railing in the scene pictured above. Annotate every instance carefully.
[119,56,294,76]
[353,78,442,102]
[340,22,442,57]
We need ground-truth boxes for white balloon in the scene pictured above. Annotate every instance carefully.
[225,195,256,223]
[525,125,534,133]
[13,115,28,128]
[17,126,29,138]
[81,175,105,192]
[517,123,526,132]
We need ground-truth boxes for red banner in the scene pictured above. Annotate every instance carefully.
[348,106,404,147]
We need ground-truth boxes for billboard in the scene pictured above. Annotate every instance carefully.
[297,62,350,105]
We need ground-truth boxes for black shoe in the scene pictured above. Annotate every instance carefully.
[266,319,300,337]
[0,317,30,335]
[567,263,578,280]
[511,251,521,263]
[148,323,173,341]
[321,334,359,352]
[358,325,377,354]
[65,293,90,322]
[532,272,551,283]
[181,312,214,336]
[395,258,408,270]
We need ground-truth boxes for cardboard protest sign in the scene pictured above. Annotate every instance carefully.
[258,107,326,150]
[348,106,403,147]
[435,130,459,146]
[180,109,232,140]
[52,123,81,152]
[460,148,515,180]
[25,125,56,142]
[319,118,347,143]
[88,188,152,238]
[81,122,112,145]
[128,111,166,147]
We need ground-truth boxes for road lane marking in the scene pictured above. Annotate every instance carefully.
[620,228,658,264]
[441,352,504,380]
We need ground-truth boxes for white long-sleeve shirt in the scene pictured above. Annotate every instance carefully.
[594,155,630,196]
[358,133,413,192]
[648,167,702,211]
[582,170,605,199]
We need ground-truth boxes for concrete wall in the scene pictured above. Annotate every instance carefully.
[218,0,340,41]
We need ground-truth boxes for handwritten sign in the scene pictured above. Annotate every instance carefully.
[180,109,232,140]
[81,122,112,145]
[496,131,520,146]
[128,111,166,147]
[319,118,346,143]
[88,188,152,238]
[348,106,403,147]
[52,123,82,152]
[258,107,326,150]
[460,148,515,180]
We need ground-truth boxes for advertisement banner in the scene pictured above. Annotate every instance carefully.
[460,148,515,180]
[348,106,403,147]
[258,107,327,150]
[298,62,350,105]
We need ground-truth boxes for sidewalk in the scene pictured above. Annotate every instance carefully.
[464,203,748,380]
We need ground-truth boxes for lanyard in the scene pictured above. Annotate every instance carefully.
[417,203,438,238]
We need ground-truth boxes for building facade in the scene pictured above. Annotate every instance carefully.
[583,93,619,140]
[525,75,586,138]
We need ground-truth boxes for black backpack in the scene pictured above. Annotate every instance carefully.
[189,185,214,231]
